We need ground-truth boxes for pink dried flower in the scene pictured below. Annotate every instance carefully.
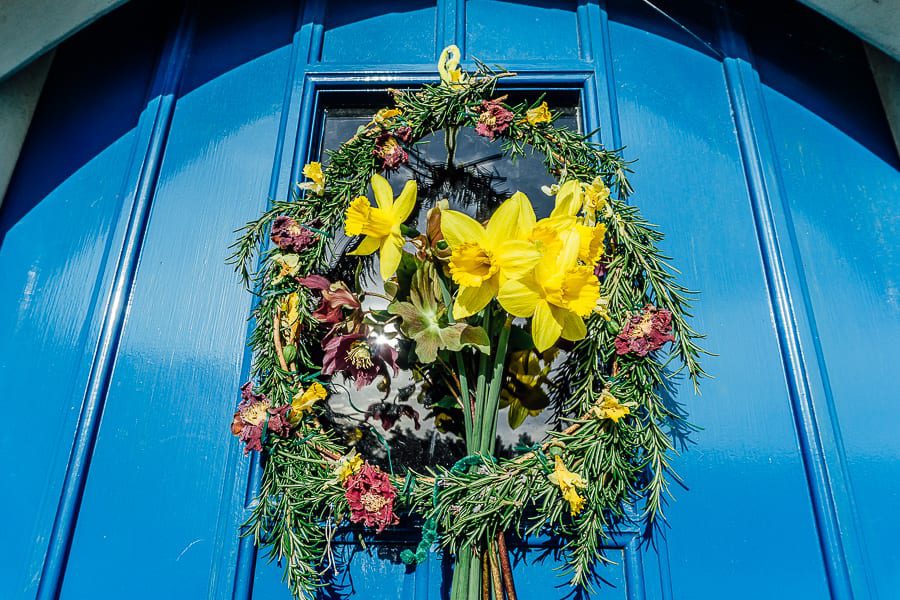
[474,99,514,140]
[614,305,675,357]
[373,132,408,170]
[344,463,399,532]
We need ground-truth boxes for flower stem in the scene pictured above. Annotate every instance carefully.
[479,316,512,454]
[438,276,473,446]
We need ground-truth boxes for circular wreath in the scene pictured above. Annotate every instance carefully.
[228,47,706,599]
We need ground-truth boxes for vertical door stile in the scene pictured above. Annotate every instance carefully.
[34,6,196,600]
[230,2,325,599]
[718,7,861,600]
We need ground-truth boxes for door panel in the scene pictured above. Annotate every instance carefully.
[0,4,170,596]
[1,0,896,599]
[606,2,831,596]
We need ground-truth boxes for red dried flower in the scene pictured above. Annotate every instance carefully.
[231,382,294,454]
[474,99,514,140]
[392,126,413,144]
[343,463,399,532]
[373,132,408,170]
[614,304,675,357]
[270,216,316,253]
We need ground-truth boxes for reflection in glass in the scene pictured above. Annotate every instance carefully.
[315,95,580,474]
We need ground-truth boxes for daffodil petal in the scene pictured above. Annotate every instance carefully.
[494,240,541,279]
[378,234,404,280]
[453,281,497,319]
[392,179,418,221]
[441,210,486,248]
[498,278,540,317]
[486,192,535,241]
[558,230,581,268]
[559,309,587,341]
[551,180,582,218]
[532,300,563,352]
[371,173,394,211]
[348,234,381,256]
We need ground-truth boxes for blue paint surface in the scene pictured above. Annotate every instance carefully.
[0,0,896,599]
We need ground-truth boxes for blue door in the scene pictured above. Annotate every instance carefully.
[1,1,897,598]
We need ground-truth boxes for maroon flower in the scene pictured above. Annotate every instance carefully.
[373,132,408,170]
[271,215,316,253]
[474,99,514,140]
[322,332,399,390]
[231,382,294,454]
[344,463,399,533]
[392,126,413,144]
[614,304,675,357]
[365,402,421,431]
[299,275,361,325]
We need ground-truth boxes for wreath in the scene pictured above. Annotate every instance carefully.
[228,46,706,599]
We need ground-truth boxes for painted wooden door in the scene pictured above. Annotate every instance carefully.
[1,0,897,598]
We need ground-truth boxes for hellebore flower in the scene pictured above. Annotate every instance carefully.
[298,161,325,196]
[614,304,675,357]
[475,99,514,140]
[365,402,421,431]
[270,215,317,253]
[373,132,409,170]
[299,275,361,325]
[498,232,600,352]
[441,192,541,319]
[547,456,587,516]
[388,263,490,362]
[322,332,399,390]
[589,389,631,423]
[344,463,400,533]
[344,174,417,281]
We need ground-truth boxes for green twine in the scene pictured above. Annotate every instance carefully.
[401,454,496,566]
[400,517,439,565]
[515,442,552,473]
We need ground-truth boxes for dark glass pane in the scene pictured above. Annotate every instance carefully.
[313,91,580,474]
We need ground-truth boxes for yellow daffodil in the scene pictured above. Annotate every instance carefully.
[373,107,402,126]
[333,450,364,483]
[593,295,612,321]
[575,222,607,265]
[590,390,630,423]
[582,176,610,225]
[299,161,325,195]
[498,232,600,352]
[438,45,466,86]
[441,193,541,319]
[280,292,301,343]
[547,456,587,516]
[524,101,552,125]
[344,174,417,281]
[290,382,328,422]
